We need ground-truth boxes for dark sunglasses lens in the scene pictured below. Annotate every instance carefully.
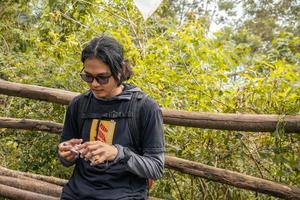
[95,76,110,84]
[80,74,94,83]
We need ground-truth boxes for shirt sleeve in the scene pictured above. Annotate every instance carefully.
[114,98,165,179]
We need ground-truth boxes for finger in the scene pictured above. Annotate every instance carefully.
[70,147,79,155]
[68,138,83,145]
[76,142,90,152]
[59,144,73,151]
[81,141,95,146]
[79,146,90,157]
[58,142,69,149]
[85,141,104,147]
[65,154,77,161]
[90,148,106,157]
[90,155,105,166]
[85,143,102,152]
[59,140,81,150]
[90,148,108,162]
[79,142,101,156]
[84,151,94,160]
[59,150,73,158]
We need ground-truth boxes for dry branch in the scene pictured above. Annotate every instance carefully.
[165,156,300,200]
[1,80,300,133]
[0,183,58,200]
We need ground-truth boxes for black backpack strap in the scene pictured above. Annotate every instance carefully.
[127,91,147,154]
[78,91,92,139]
[127,91,154,192]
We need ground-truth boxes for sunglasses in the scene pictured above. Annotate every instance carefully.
[80,72,112,85]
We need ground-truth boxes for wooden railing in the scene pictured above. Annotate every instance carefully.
[1,80,300,200]
[1,80,299,133]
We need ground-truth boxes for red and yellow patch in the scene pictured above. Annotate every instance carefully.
[90,119,116,144]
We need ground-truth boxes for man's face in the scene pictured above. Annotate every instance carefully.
[82,58,120,98]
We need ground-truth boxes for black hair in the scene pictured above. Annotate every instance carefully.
[81,35,132,85]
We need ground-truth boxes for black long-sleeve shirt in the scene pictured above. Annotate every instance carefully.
[59,84,164,200]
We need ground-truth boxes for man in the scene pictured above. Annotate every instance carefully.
[58,36,164,200]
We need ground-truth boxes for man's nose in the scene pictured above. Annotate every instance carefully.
[91,78,100,87]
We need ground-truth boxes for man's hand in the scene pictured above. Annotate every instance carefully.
[77,141,118,166]
[58,139,83,162]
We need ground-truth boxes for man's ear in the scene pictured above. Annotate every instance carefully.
[116,73,123,85]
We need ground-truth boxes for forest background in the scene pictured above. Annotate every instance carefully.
[0,0,299,199]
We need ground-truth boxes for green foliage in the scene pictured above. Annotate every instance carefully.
[0,0,299,199]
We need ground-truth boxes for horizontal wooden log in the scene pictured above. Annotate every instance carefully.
[0,183,58,200]
[165,156,300,200]
[162,109,300,133]
[0,166,161,200]
[0,175,61,197]
[1,79,299,133]
[0,117,63,134]
[1,150,300,200]
[0,166,160,200]
[1,155,300,200]
[0,166,67,186]
[0,79,78,105]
